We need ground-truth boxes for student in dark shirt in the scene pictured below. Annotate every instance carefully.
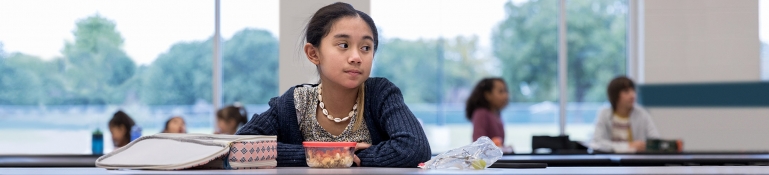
[236,2,430,167]
[108,111,135,148]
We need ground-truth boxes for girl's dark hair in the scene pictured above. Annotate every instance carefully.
[304,2,375,132]
[305,2,378,52]
[216,105,248,127]
[466,78,506,120]
[162,116,185,133]
[108,110,135,144]
[607,76,636,112]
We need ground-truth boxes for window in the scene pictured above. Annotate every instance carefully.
[373,0,629,154]
[0,0,218,154]
[372,0,560,153]
[220,0,280,119]
[564,0,628,144]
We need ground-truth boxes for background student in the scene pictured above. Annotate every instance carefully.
[215,104,248,134]
[590,76,660,153]
[466,77,512,153]
[108,111,136,148]
[161,116,187,133]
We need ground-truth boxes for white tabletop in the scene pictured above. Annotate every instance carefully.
[3,167,769,175]
[4,154,768,167]
[500,154,769,160]
[498,154,769,166]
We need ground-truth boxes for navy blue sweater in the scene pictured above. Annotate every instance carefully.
[236,77,432,167]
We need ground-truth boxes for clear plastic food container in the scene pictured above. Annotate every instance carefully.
[303,142,356,168]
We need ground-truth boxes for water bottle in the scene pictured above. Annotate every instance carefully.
[130,125,142,142]
[92,128,103,155]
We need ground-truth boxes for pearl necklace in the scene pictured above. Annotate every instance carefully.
[317,84,358,123]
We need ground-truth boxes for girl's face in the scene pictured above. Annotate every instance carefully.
[485,80,509,111]
[216,118,238,135]
[109,125,127,147]
[305,16,374,89]
[165,117,187,133]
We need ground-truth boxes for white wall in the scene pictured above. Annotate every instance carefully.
[278,0,370,93]
[643,0,760,84]
[650,108,769,151]
[641,0,769,151]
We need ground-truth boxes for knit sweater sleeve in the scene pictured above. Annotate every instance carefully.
[235,96,280,136]
[236,89,308,167]
[357,79,432,167]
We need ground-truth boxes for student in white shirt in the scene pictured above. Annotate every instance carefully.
[590,76,660,153]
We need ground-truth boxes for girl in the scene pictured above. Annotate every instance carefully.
[108,110,136,148]
[215,105,248,135]
[162,116,187,133]
[236,2,431,167]
[466,78,511,152]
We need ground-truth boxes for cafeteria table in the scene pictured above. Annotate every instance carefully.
[497,153,769,166]
[4,153,769,167]
[3,167,769,175]
[497,154,614,166]
[0,155,99,167]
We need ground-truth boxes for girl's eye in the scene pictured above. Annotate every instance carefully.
[338,43,348,48]
[361,46,370,51]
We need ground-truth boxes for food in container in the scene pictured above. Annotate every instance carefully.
[303,142,356,168]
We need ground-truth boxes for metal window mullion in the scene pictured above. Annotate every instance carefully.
[638,0,646,84]
[627,0,637,79]
[558,0,568,136]
[213,0,223,127]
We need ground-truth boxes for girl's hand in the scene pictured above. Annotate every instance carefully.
[491,137,503,147]
[353,142,371,166]
[630,141,646,152]
[355,142,371,151]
